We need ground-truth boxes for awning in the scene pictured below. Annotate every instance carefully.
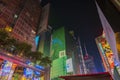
[59,72,113,80]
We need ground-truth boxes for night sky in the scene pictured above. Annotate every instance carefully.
[41,0,117,72]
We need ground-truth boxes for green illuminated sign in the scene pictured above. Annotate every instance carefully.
[51,27,66,60]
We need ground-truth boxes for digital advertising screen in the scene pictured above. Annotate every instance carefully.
[97,36,114,70]
[51,27,66,60]
[34,64,44,76]
[24,61,34,78]
[1,60,12,76]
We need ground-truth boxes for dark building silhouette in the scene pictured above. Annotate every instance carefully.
[84,53,97,74]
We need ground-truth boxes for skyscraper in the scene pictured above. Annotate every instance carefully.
[84,45,97,74]
[50,27,67,80]
[50,27,83,80]
[0,0,25,28]
[0,0,42,50]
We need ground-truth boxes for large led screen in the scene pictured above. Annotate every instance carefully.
[51,27,66,60]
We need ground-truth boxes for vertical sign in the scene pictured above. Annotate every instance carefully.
[66,58,73,73]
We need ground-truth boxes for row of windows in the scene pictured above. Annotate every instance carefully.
[13,25,35,43]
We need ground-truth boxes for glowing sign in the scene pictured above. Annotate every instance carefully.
[1,60,12,76]
[5,26,12,32]
[24,61,34,78]
[66,58,73,73]
[34,64,44,76]
[35,36,40,47]
[99,37,114,69]
[11,63,17,69]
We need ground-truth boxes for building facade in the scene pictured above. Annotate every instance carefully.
[50,27,67,80]
[50,27,83,80]
[0,0,25,28]
[84,53,97,74]
[0,0,42,50]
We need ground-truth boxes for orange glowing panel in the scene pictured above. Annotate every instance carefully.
[12,63,17,69]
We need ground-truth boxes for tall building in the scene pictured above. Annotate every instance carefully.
[37,26,51,56]
[36,3,51,80]
[0,0,25,28]
[66,32,81,74]
[37,26,84,80]
[84,46,97,74]
[50,27,67,80]
[0,0,42,50]
[50,27,82,80]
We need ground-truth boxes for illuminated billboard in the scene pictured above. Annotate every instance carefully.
[51,27,66,60]
[1,60,12,76]
[66,58,73,73]
[24,61,34,78]
[34,64,44,76]
[96,34,114,72]
[50,27,67,79]
[50,56,67,79]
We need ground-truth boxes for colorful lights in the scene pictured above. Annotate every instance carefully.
[1,60,12,76]
[35,36,40,47]
[34,65,44,76]
[24,61,34,78]
[5,26,12,32]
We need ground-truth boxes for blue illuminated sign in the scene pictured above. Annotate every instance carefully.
[35,36,40,47]
[1,60,12,76]
[34,64,44,76]
[24,61,34,78]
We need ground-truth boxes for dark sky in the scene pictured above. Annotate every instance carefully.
[42,0,107,72]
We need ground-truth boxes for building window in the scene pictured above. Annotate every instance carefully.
[14,14,18,19]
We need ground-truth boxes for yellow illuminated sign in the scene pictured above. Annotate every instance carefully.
[5,26,12,32]
[100,37,114,69]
